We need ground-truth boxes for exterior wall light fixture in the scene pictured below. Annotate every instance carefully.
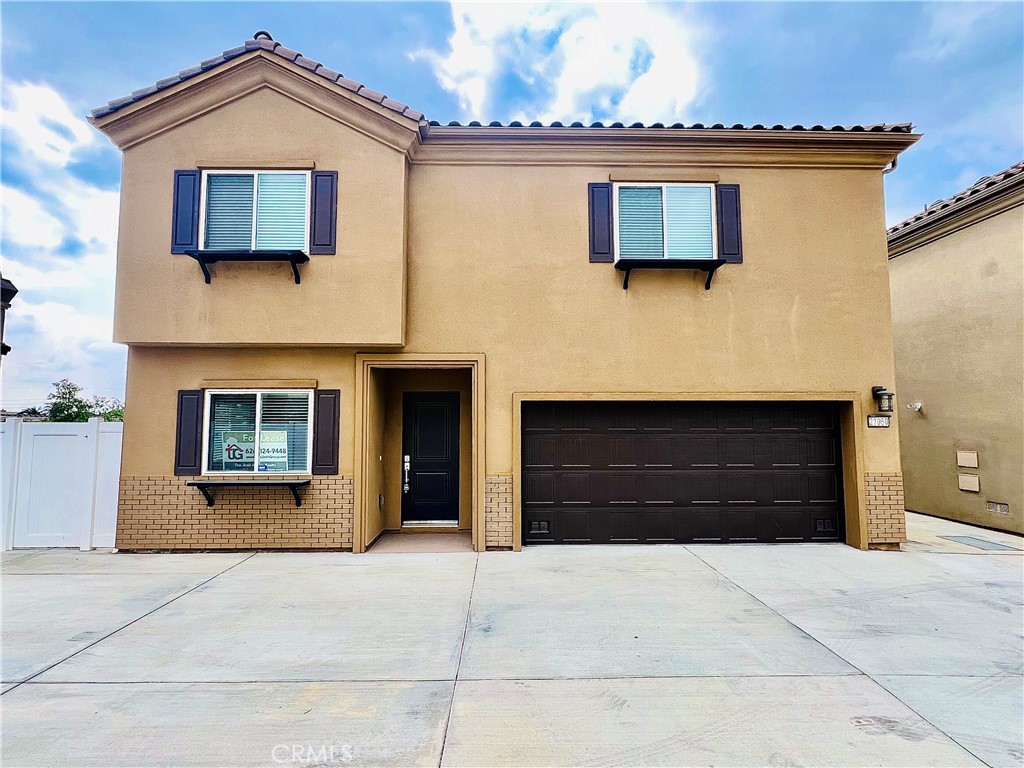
[871,386,895,413]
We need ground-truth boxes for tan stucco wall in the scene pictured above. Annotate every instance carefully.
[109,75,911,550]
[889,204,1024,534]
[405,163,902,475]
[114,86,408,346]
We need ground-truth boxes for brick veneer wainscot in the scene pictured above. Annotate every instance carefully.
[865,472,907,546]
[485,474,513,550]
[116,475,354,550]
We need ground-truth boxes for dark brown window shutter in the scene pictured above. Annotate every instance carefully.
[171,170,201,254]
[174,390,204,476]
[716,184,743,263]
[312,389,340,475]
[309,171,338,255]
[588,182,614,263]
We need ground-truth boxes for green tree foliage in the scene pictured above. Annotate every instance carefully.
[44,379,124,422]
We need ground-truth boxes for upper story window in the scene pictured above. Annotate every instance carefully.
[614,183,717,261]
[203,389,313,474]
[200,171,310,252]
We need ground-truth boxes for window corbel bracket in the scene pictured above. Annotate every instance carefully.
[615,259,728,291]
[184,250,309,285]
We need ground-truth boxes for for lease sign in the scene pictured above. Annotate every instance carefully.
[222,430,289,471]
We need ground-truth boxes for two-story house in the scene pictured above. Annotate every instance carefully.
[90,32,919,553]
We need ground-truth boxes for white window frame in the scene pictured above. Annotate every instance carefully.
[201,389,315,476]
[198,170,312,253]
[612,182,719,261]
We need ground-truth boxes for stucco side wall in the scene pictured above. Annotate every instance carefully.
[121,346,358,477]
[114,86,407,346]
[889,205,1024,534]
[406,164,902,476]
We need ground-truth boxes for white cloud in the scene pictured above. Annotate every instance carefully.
[1,82,123,408]
[0,185,65,249]
[907,4,1002,62]
[0,82,95,167]
[421,2,702,124]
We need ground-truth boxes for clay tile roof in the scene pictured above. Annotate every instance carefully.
[425,120,914,133]
[89,32,422,123]
[887,160,1024,237]
[90,31,916,142]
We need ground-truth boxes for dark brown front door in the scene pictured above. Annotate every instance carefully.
[402,392,460,525]
[522,401,844,545]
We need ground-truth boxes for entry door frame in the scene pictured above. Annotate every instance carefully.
[513,391,870,553]
[354,354,486,553]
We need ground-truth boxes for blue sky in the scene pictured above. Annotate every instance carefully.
[1,1,1021,409]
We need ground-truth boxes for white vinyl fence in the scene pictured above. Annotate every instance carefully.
[1,418,122,550]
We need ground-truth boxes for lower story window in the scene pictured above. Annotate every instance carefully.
[204,390,313,474]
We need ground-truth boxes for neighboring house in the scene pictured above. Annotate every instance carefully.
[887,162,1024,535]
[89,32,919,553]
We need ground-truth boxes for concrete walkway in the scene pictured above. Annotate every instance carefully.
[2,513,1021,767]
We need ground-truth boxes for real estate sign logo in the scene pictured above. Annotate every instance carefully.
[223,431,256,471]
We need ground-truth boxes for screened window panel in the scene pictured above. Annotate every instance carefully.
[207,393,257,472]
[259,392,310,473]
[255,173,308,250]
[204,175,254,250]
[617,187,664,259]
[665,185,715,259]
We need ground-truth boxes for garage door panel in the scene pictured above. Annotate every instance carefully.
[807,435,837,466]
[523,436,555,469]
[522,401,844,545]
[607,437,638,468]
[808,472,839,504]
[677,437,720,468]
[561,509,594,543]
[641,473,676,505]
[722,437,756,467]
[721,473,757,504]
[523,473,555,506]
[771,437,804,467]
[723,509,759,541]
[690,508,724,541]
[609,510,641,543]
[759,508,809,541]
[558,473,592,505]
[645,510,676,542]
[558,437,592,468]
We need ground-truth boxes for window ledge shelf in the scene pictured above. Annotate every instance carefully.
[184,250,310,284]
[614,258,729,290]
[186,479,311,507]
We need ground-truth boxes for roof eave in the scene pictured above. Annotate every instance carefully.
[887,178,1024,256]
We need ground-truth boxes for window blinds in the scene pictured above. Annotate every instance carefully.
[617,187,664,259]
[260,392,310,473]
[255,174,308,250]
[204,175,254,250]
[665,185,715,260]
[207,393,257,472]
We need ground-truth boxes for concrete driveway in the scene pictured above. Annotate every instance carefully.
[2,512,1021,767]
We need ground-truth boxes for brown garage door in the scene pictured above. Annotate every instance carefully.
[522,401,844,545]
